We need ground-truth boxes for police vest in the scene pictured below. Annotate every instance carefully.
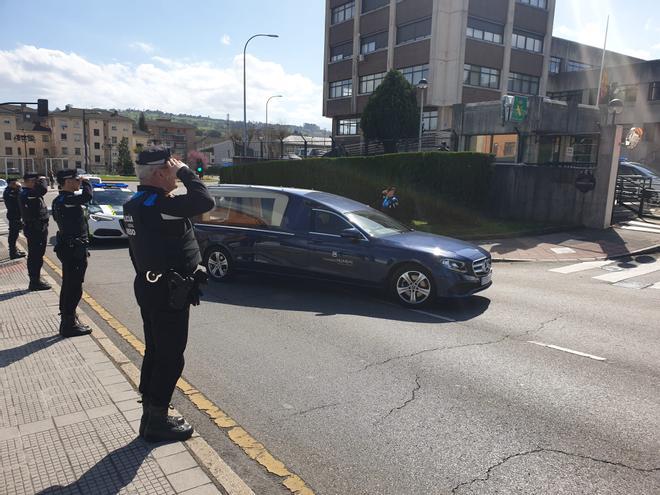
[123,191,201,274]
[52,194,88,242]
[20,188,49,223]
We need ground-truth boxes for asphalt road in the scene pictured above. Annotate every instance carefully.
[8,189,660,494]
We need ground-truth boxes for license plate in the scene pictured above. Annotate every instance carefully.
[481,273,492,285]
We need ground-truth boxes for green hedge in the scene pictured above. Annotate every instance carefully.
[218,152,493,224]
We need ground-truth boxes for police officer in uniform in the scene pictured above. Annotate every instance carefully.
[52,169,93,337]
[123,146,214,442]
[19,173,51,290]
[2,178,26,259]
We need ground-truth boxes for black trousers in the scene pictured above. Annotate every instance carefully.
[7,219,22,255]
[24,222,48,281]
[134,276,190,408]
[56,245,88,316]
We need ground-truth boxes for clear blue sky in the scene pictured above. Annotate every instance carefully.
[0,0,658,128]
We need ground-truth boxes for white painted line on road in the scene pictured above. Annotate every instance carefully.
[550,260,614,274]
[409,309,456,322]
[550,247,576,254]
[593,259,660,283]
[527,341,606,361]
[624,220,660,230]
[618,225,660,234]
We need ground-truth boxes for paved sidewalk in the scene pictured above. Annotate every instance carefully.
[0,244,224,494]
[480,223,660,262]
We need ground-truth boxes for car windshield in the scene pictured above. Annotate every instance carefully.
[91,190,134,206]
[0,179,6,186]
[345,209,412,238]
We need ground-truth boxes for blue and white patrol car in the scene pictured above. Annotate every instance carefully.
[87,182,134,239]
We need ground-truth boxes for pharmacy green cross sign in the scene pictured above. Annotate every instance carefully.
[511,96,528,122]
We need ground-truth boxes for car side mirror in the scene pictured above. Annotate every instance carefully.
[340,227,362,240]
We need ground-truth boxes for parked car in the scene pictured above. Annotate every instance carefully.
[86,182,134,239]
[279,153,303,160]
[618,161,659,180]
[193,185,492,307]
[0,179,6,198]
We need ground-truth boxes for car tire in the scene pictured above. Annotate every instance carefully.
[204,246,234,282]
[390,264,435,308]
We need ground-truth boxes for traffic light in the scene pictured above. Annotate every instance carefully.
[196,159,204,178]
[37,99,48,117]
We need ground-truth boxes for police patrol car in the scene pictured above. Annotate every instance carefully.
[87,182,134,239]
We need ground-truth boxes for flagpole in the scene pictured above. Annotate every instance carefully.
[596,15,610,105]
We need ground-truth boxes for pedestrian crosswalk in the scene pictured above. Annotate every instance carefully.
[617,220,660,235]
[550,255,660,290]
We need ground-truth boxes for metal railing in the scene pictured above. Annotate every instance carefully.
[615,175,659,218]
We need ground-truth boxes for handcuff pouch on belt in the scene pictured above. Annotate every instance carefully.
[54,233,89,259]
[146,267,208,310]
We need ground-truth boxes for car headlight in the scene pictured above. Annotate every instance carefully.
[441,259,468,273]
[89,214,114,222]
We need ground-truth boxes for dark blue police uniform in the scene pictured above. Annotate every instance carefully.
[18,173,51,290]
[123,147,214,442]
[52,169,93,337]
[2,178,26,259]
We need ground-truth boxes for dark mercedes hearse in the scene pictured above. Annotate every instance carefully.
[193,185,492,307]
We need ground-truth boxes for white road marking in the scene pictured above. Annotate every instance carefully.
[618,225,660,234]
[410,309,456,322]
[624,220,660,230]
[527,341,606,361]
[550,260,614,274]
[550,247,576,254]
[593,259,660,283]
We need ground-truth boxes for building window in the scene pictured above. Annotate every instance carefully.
[43,149,49,156]
[112,136,117,144]
[29,148,35,156]
[111,125,117,131]
[547,90,583,103]
[75,161,81,167]
[508,72,539,95]
[648,81,660,101]
[73,121,80,128]
[464,64,500,89]
[5,147,12,155]
[2,120,10,124]
[62,160,69,168]
[361,32,388,54]
[466,17,503,44]
[93,129,100,137]
[74,133,81,142]
[330,41,353,62]
[362,0,388,13]
[75,148,81,156]
[61,133,67,140]
[512,31,543,53]
[467,134,518,162]
[42,135,49,143]
[17,147,21,156]
[397,17,432,45]
[331,1,355,25]
[3,132,10,140]
[617,84,638,103]
[359,72,386,94]
[399,64,429,86]
[567,60,594,72]
[94,155,101,163]
[60,122,68,129]
[329,79,353,99]
[62,147,68,155]
[94,142,100,150]
[549,56,561,74]
[422,111,438,131]
[336,118,360,135]
[516,0,547,8]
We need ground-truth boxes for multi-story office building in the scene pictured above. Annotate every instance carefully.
[145,119,196,159]
[323,0,651,164]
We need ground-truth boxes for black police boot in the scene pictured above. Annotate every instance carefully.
[59,314,92,338]
[74,314,92,331]
[9,250,26,259]
[28,278,51,291]
[142,404,193,443]
[139,397,185,438]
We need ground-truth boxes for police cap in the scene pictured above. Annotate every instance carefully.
[56,169,82,184]
[136,146,171,166]
[23,172,41,180]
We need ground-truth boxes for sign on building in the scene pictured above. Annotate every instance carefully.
[510,96,528,122]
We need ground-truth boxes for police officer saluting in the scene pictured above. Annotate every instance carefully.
[124,146,214,442]
[3,178,26,260]
[52,169,93,337]
[19,173,51,290]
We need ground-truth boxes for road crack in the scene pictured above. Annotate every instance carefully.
[291,402,341,417]
[451,448,660,493]
[374,374,421,425]
[518,315,563,338]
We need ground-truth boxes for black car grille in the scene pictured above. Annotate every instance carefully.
[94,229,123,237]
[472,257,491,276]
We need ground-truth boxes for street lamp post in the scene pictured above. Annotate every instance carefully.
[265,95,282,159]
[243,33,279,157]
[417,78,428,152]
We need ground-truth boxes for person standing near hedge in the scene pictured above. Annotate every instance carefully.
[381,186,399,210]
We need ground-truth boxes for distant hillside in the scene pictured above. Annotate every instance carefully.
[119,109,328,137]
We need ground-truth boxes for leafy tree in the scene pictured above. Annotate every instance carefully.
[118,137,134,176]
[360,70,420,153]
[138,111,148,132]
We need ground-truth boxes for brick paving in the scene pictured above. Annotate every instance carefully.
[0,240,222,495]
